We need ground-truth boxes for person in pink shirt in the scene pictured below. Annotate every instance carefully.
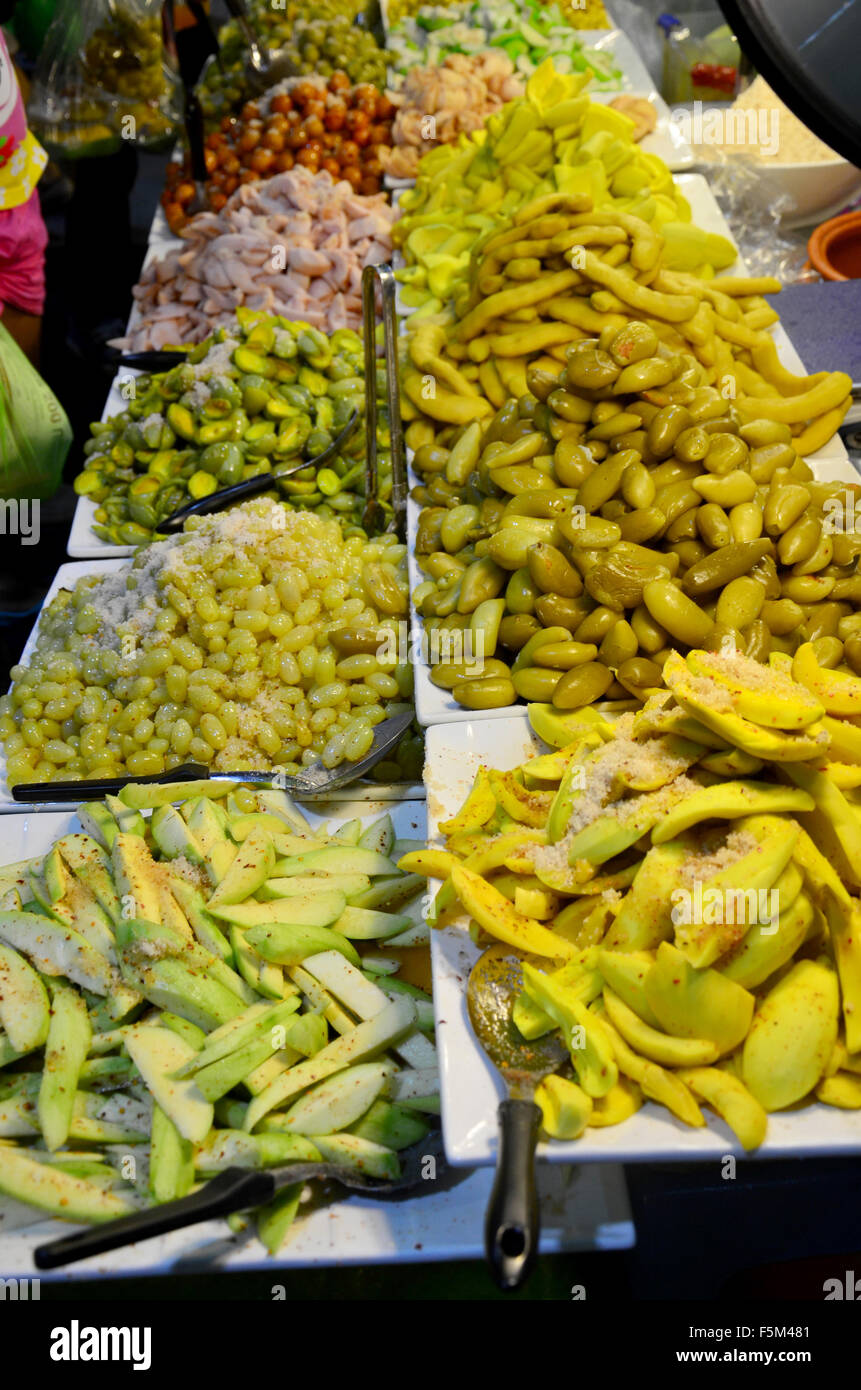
[0,24,47,362]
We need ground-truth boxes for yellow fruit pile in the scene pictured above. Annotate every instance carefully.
[401,644,861,1147]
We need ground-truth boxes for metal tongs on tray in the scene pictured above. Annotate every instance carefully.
[153,409,361,534]
[10,709,414,805]
[34,1129,450,1270]
[362,264,407,541]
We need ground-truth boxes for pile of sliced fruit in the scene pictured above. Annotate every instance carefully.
[404,644,861,1148]
[0,783,435,1252]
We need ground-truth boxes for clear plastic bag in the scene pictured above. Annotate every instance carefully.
[28,0,182,159]
[695,149,817,283]
[0,321,71,500]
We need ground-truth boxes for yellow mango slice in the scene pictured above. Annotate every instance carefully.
[596,1007,705,1127]
[522,962,617,1096]
[587,1076,642,1128]
[438,767,497,835]
[397,848,459,880]
[651,780,812,844]
[488,770,553,828]
[663,651,830,762]
[677,1066,767,1150]
[816,1073,861,1108]
[535,1074,593,1139]
[686,648,824,730]
[595,948,660,1027]
[603,987,720,1068]
[793,642,861,716]
[742,957,839,1111]
[674,815,799,967]
[822,715,861,764]
[716,890,813,991]
[451,864,576,960]
[644,942,754,1053]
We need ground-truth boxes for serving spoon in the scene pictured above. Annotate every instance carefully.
[467,943,567,1291]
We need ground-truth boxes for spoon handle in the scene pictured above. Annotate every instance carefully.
[485,1098,542,1291]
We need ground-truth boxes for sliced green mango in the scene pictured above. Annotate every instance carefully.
[644,942,754,1053]
[39,980,91,1151]
[208,892,346,930]
[0,941,50,1053]
[245,921,360,969]
[652,780,813,844]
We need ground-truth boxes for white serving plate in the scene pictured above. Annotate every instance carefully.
[0,800,633,1275]
[0,561,424,812]
[425,714,861,1165]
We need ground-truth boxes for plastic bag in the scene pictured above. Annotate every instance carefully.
[28,0,181,159]
[0,321,71,500]
[694,148,817,283]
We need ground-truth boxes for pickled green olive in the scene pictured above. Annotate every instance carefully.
[616,656,663,691]
[552,662,614,709]
[715,576,766,630]
[499,613,542,650]
[642,579,714,647]
[511,666,563,701]
[452,676,516,710]
[675,425,710,464]
[532,641,598,669]
[566,343,620,391]
[430,658,511,690]
[647,405,692,459]
[527,543,582,597]
[534,594,590,633]
[682,540,772,597]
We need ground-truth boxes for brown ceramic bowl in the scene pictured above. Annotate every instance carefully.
[808,209,861,281]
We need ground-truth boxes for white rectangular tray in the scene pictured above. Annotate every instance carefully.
[0,800,633,1275]
[0,561,424,812]
[425,714,861,1166]
[409,171,859,725]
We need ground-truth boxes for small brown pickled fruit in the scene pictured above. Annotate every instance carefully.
[329,627,384,655]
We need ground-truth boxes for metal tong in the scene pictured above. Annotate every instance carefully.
[154,409,360,533]
[362,264,407,541]
[11,710,415,804]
